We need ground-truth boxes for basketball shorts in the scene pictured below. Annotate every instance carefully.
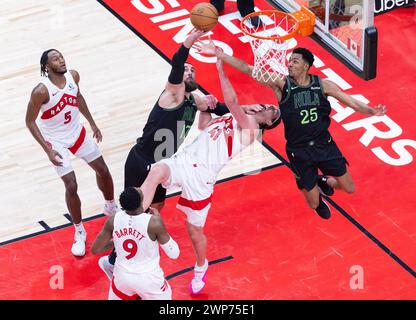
[158,151,215,228]
[286,138,348,191]
[124,145,166,204]
[109,268,171,300]
[44,126,101,177]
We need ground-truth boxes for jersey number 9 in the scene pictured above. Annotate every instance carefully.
[122,239,138,259]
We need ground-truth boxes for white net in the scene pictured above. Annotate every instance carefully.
[241,12,299,82]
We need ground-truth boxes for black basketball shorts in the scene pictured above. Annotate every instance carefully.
[124,145,167,204]
[286,139,348,191]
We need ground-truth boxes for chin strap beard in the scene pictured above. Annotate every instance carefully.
[185,81,198,93]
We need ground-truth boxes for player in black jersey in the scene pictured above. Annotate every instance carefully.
[98,29,265,278]
[196,43,387,219]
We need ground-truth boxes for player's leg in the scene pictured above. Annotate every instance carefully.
[237,0,255,16]
[52,143,86,256]
[75,135,116,267]
[61,171,82,224]
[88,156,117,214]
[287,146,331,219]
[148,183,167,212]
[186,220,209,295]
[237,0,261,26]
[61,171,87,256]
[331,171,355,194]
[177,162,213,294]
[125,147,168,212]
[301,186,331,220]
[186,221,209,295]
[301,186,321,209]
[186,222,207,268]
[318,142,354,195]
[74,133,117,215]
[140,162,171,211]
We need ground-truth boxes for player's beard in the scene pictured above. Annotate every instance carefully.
[52,66,67,75]
[184,79,198,92]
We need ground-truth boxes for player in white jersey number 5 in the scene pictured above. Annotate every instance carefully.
[140,58,281,294]
[92,187,179,300]
[25,49,118,257]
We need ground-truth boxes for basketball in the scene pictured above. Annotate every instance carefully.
[190,3,218,32]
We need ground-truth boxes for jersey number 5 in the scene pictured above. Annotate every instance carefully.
[122,239,138,259]
[64,111,72,124]
[300,108,318,125]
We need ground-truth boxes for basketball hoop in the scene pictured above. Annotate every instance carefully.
[240,6,315,82]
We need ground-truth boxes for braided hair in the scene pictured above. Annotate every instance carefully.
[40,49,58,77]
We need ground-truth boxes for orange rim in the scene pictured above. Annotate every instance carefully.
[240,10,300,41]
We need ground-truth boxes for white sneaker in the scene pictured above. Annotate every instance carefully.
[103,202,119,216]
[98,256,114,280]
[71,231,87,257]
[189,259,208,294]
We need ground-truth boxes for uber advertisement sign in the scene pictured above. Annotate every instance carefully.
[375,0,415,15]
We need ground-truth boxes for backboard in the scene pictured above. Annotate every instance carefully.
[271,0,377,79]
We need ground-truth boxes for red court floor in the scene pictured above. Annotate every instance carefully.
[0,1,415,299]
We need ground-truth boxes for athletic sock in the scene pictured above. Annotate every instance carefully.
[74,222,86,234]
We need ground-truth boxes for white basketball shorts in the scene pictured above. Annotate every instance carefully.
[108,268,172,300]
[44,126,102,177]
[158,151,215,228]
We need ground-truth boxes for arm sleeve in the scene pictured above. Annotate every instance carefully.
[206,102,230,116]
[168,45,190,85]
[160,236,180,259]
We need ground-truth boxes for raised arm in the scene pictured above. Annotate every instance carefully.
[323,79,387,116]
[158,29,207,109]
[216,59,256,131]
[194,38,285,91]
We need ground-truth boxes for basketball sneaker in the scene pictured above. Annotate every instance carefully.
[104,202,119,216]
[98,256,114,280]
[71,230,87,256]
[190,259,208,294]
[317,175,334,196]
[315,197,331,219]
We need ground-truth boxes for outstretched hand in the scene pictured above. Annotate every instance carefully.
[372,104,387,116]
[204,94,218,110]
[244,104,265,115]
[47,149,63,166]
[192,36,217,56]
